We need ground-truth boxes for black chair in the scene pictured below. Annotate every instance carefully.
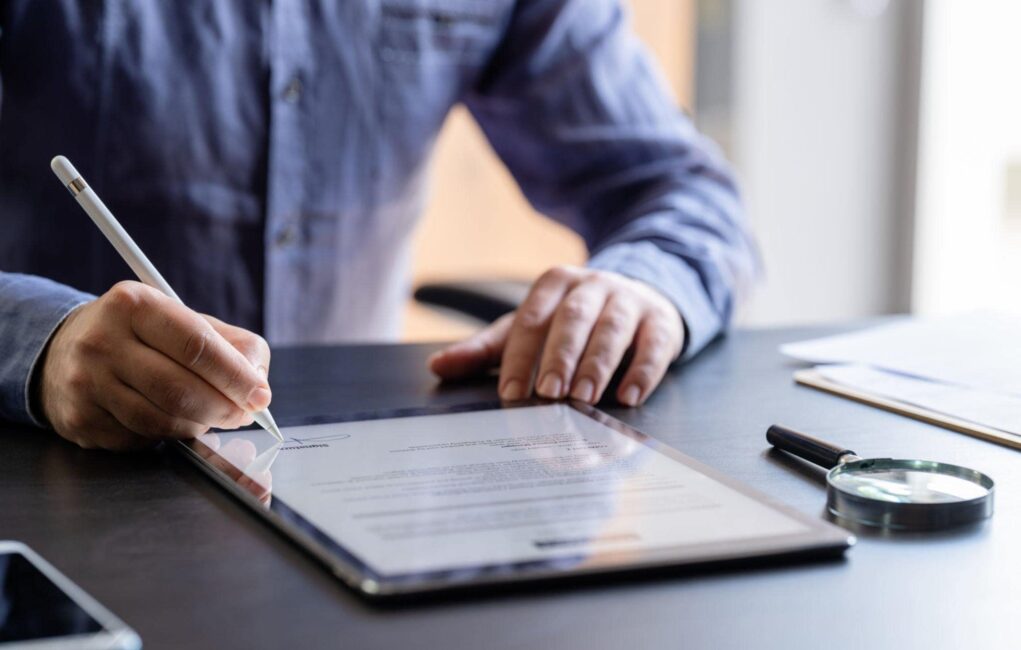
[413,280,529,325]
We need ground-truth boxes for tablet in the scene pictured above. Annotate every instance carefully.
[177,401,852,599]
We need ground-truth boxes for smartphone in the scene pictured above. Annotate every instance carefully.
[0,541,141,649]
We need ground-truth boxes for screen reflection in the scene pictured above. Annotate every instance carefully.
[0,555,101,642]
[193,433,277,505]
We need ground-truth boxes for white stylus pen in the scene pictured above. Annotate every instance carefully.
[50,155,284,443]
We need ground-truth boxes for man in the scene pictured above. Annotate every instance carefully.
[0,1,757,450]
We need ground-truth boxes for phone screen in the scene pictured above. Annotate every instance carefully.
[0,553,103,642]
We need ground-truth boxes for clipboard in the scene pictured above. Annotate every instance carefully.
[794,368,1021,451]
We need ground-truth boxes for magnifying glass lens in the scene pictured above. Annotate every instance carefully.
[767,426,995,529]
[830,467,991,504]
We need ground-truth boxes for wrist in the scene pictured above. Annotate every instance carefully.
[31,302,86,430]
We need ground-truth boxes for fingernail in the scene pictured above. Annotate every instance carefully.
[501,379,525,401]
[571,378,595,403]
[537,373,563,399]
[247,386,271,410]
[621,384,642,407]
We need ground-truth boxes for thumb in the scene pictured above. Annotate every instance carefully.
[428,313,513,380]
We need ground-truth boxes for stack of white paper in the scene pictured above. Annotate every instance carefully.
[780,312,1021,437]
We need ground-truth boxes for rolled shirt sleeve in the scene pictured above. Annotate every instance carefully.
[0,273,93,426]
[465,0,759,360]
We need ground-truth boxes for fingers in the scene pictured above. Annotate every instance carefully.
[115,283,271,412]
[112,340,253,430]
[427,267,684,407]
[205,315,272,379]
[534,282,608,399]
[616,312,682,406]
[498,267,578,400]
[569,295,641,404]
[37,281,271,451]
[429,314,513,379]
[97,378,211,440]
[61,406,158,452]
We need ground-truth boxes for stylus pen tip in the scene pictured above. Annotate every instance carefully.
[254,409,284,442]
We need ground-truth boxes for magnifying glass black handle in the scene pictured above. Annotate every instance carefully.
[767,425,858,469]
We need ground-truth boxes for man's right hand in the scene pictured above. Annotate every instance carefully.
[37,281,273,451]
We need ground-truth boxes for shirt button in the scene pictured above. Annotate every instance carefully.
[282,76,303,103]
[275,225,297,248]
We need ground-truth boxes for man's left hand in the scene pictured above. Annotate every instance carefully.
[429,266,684,406]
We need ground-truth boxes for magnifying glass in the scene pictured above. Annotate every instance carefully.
[767,425,994,530]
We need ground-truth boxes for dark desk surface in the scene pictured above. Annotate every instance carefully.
[2,326,1018,649]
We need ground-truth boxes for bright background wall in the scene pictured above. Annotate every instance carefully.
[726,0,920,327]
[912,0,1021,318]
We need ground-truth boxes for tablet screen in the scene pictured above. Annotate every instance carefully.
[182,402,850,595]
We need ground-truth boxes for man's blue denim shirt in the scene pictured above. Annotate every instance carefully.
[0,0,758,425]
